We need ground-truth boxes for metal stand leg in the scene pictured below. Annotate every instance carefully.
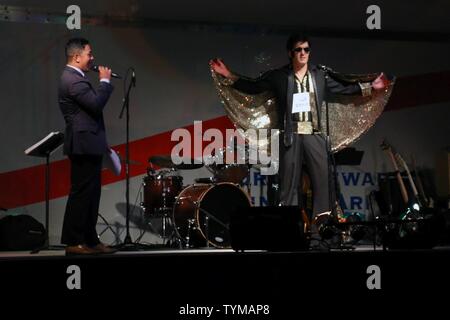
[98,212,119,243]
[162,214,167,245]
[204,215,210,248]
[186,219,195,248]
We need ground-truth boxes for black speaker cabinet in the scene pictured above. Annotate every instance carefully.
[230,206,309,251]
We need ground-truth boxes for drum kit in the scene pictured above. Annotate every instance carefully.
[140,152,252,249]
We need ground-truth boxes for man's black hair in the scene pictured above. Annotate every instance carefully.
[286,33,311,51]
[65,38,90,60]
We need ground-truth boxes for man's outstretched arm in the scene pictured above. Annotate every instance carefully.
[210,58,274,94]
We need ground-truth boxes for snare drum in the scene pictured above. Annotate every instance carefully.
[205,147,250,184]
[211,163,250,184]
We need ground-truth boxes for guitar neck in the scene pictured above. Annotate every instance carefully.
[397,154,423,207]
[401,159,419,198]
[411,157,429,207]
[386,149,409,204]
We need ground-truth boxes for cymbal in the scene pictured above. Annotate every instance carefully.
[148,155,173,168]
[118,155,142,165]
[174,162,204,170]
[148,155,203,170]
[124,159,142,165]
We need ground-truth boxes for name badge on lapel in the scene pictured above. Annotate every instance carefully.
[292,92,311,113]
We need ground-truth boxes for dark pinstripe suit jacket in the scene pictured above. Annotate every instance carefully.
[58,66,113,155]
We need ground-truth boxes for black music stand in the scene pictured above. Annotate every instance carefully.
[25,131,64,252]
[334,147,364,166]
[329,146,365,213]
[230,206,309,251]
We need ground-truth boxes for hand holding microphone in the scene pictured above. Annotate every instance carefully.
[98,66,112,81]
[90,65,122,79]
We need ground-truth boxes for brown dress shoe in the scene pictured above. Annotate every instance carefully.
[90,243,117,254]
[65,244,97,255]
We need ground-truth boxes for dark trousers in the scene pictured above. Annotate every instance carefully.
[61,154,103,246]
[278,134,332,219]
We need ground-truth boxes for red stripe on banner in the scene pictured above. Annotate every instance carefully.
[385,70,450,111]
[0,160,71,211]
[0,116,234,209]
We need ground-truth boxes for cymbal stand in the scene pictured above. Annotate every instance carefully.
[159,174,177,245]
[245,166,251,196]
[98,212,119,243]
[198,206,229,248]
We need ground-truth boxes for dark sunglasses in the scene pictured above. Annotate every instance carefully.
[292,47,310,53]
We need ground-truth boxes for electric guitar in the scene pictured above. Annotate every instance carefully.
[380,139,422,237]
[393,151,422,208]
[392,146,434,212]
[380,140,409,206]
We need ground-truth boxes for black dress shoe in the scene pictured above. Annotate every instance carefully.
[65,244,97,256]
[90,243,117,254]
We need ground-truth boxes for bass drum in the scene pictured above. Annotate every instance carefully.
[173,183,252,248]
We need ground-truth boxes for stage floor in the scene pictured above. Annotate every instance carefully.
[0,244,396,259]
[1,244,449,314]
[4,241,450,257]
[0,243,380,257]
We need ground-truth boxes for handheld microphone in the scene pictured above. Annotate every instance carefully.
[131,69,136,87]
[317,64,334,73]
[90,65,122,79]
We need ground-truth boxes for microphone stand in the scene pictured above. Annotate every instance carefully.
[321,67,356,250]
[114,68,150,251]
[322,68,340,220]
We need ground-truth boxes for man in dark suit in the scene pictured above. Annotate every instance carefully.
[59,37,116,255]
[211,33,386,224]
